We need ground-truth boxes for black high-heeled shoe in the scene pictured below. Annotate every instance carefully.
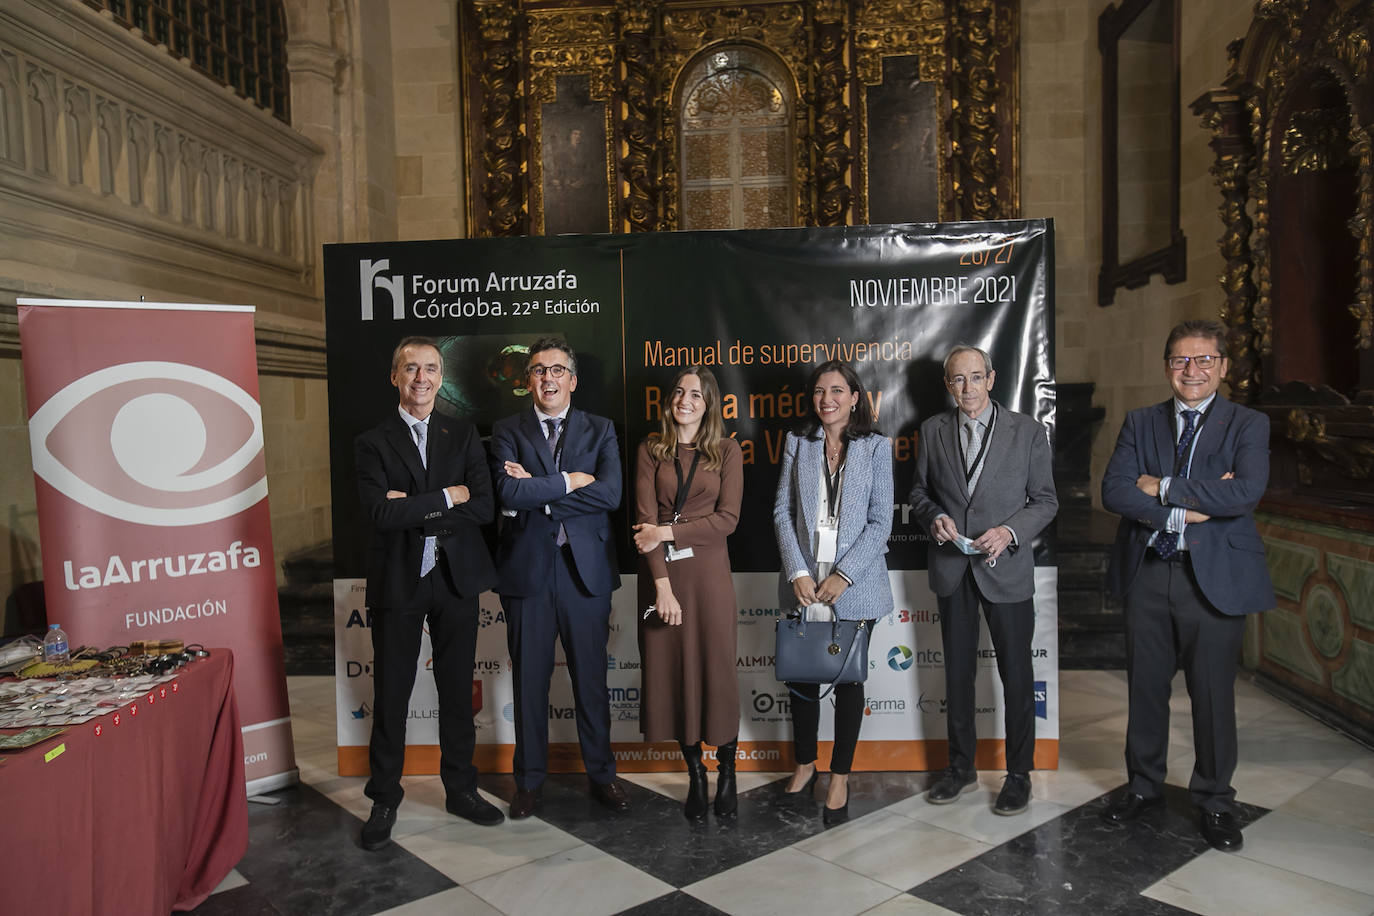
[822,782,850,826]
[780,767,818,803]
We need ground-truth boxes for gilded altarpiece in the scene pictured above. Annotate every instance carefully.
[1193,0,1374,739]
[457,0,1019,237]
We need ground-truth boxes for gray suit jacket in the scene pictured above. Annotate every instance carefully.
[909,402,1058,603]
[773,431,895,621]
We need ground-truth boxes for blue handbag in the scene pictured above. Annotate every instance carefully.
[774,614,870,700]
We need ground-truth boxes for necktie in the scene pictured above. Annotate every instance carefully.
[1153,409,1199,560]
[545,418,567,546]
[545,417,561,459]
[414,422,436,577]
[964,419,985,492]
[413,420,428,469]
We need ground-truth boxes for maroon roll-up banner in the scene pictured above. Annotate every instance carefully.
[17,299,295,790]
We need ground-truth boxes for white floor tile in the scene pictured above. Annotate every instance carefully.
[620,769,783,802]
[1237,810,1374,896]
[1278,777,1374,836]
[889,777,1073,846]
[860,895,963,915]
[1027,767,1120,807]
[685,846,899,916]
[797,810,994,891]
[1228,759,1324,808]
[373,886,502,915]
[1330,755,1374,792]
[465,844,672,916]
[1144,850,1374,916]
[397,816,584,885]
[208,867,247,895]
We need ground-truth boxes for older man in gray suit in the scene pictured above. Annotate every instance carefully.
[910,345,1058,815]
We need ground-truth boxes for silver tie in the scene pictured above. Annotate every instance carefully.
[415,422,436,577]
[965,419,985,493]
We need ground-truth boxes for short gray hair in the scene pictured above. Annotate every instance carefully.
[943,345,993,378]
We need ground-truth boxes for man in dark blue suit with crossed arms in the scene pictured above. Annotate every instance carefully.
[1100,319,1275,852]
[491,337,630,818]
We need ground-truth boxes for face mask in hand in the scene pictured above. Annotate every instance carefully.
[952,535,985,556]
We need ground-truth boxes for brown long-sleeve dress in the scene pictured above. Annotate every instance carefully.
[635,436,743,746]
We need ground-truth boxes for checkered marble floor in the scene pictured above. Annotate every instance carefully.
[192,671,1374,916]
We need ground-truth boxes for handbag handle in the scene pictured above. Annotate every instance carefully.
[786,618,867,702]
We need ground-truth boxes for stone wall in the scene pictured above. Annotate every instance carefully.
[391,0,468,241]
[0,0,332,607]
[1021,0,1256,502]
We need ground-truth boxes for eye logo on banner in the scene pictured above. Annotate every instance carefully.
[28,361,267,526]
[360,259,404,320]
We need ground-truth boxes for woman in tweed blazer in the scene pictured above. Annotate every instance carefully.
[772,360,894,825]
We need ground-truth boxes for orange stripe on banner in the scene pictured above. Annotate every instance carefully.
[338,739,1060,776]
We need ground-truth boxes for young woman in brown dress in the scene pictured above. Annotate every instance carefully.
[632,365,743,821]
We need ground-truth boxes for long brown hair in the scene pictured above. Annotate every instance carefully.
[648,366,727,471]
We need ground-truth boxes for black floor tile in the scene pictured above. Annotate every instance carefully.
[189,783,456,916]
[910,783,1270,916]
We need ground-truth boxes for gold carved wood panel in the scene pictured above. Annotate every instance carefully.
[458,0,1021,236]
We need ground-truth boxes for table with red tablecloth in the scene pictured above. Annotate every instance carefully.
[0,650,248,913]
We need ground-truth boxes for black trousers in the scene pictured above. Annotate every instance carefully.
[789,681,866,774]
[1123,551,1245,813]
[788,617,875,775]
[365,562,480,808]
[938,569,1036,775]
[503,545,615,789]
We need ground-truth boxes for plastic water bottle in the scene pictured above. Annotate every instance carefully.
[43,623,70,665]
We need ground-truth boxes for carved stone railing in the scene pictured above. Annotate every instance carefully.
[0,1,322,318]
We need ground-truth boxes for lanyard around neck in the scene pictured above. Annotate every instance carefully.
[672,448,701,523]
[823,439,847,519]
[958,405,997,484]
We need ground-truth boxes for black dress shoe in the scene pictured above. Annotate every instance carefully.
[360,803,397,851]
[1100,791,1164,823]
[994,773,1031,816]
[447,790,505,826]
[590,778,631,811]
[509,787,542,820]
[926,768,977,805]
[1200,810,1244,852]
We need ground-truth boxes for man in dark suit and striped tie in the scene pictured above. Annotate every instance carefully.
[354,336,504,851]
[1100,319,1275,852]
[490,337,630,818]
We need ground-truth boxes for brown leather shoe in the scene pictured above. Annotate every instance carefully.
[509,787,541,820]
[589,778,631,811]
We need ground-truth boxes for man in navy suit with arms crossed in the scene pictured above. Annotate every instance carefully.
[491,337,631,818]
[1100,319,1275,852]
[354,336,505,852]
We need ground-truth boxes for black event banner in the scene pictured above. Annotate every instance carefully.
[323,220,1054,577]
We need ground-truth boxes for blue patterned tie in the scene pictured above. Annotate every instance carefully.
[546,418,567,546]
[1153,409,1199,560]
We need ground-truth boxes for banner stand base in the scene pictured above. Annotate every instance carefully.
[247,769,299,797]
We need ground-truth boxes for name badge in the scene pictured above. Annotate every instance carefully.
[816,525,838,558]
[665,545,695,562]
